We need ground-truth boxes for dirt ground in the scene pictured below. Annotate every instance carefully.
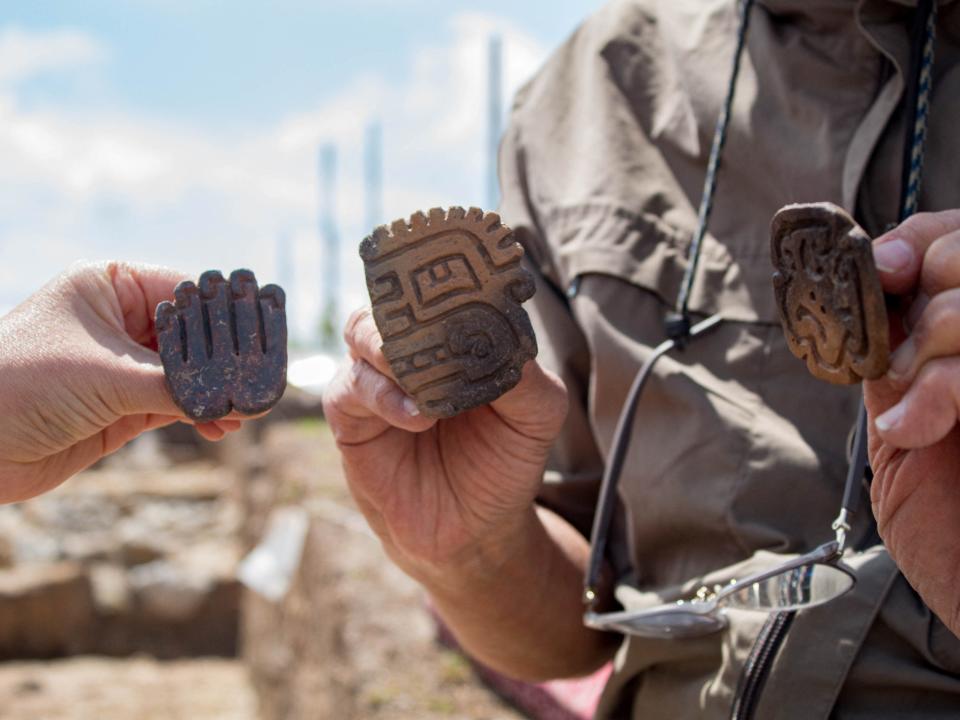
[238,419,529,720]
[0,657,256,720]
[0,416,530,720]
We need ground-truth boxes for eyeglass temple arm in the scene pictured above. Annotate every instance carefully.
[583,314,724,605]
[833,401,868,552]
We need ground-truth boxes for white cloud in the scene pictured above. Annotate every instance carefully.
[0,15,548,344]
[0,26,106,88]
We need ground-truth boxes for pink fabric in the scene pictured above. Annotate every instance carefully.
[434,618,609,720]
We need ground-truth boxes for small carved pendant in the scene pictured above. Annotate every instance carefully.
[771,202,889,384]
[156,269,288,421]
[360,207,538,418]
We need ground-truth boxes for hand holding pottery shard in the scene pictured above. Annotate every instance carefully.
[156,269,288,422]
[770,202,889,384]
[360,207,538,418]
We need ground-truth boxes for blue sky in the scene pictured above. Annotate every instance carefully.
[0,1,596,340]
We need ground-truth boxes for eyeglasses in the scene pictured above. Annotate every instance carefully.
[581,314,863,639]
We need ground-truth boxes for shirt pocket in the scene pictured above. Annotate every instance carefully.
[541,201,781,324]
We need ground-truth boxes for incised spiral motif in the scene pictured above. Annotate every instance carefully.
[360,207,538,418]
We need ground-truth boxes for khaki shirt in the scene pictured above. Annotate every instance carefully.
[498,0,960,717]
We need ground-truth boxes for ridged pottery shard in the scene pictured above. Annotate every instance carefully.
[770,202,889,384]
[156,269,288,421]
[360,207,538,418]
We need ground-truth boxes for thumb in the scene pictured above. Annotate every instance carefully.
[113,350,184,419]
[863,374,902,434]
[489,360,568,444]
[874,210,960,295]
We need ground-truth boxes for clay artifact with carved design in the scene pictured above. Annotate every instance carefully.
[770,202,889,384]
[360,207,538,418]
[156,269,288,422]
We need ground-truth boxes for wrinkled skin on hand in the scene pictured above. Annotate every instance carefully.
[322,306,568,589]
[325,309,619,681]
[0,262,244,503]
[865,210,960,637]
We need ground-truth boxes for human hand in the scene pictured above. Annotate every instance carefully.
[864,209,960,634]
[322,307,568,591]
[0,261,244,503]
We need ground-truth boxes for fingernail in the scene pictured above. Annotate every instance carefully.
[874,239,913,273]
[876,401,906,432]
[887,337,915,380]
[403,397,420,417]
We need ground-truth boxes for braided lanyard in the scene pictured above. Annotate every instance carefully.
[838,0,939,542]
[901,0,938,220]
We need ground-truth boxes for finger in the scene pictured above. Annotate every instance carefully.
[874,357,960,449]
[322,362,390,445]
[230,270,262,355]
[887,288,960,384]
[919,229,960,298]
[61,263,207,423]
[874,210,960,295]
[322,359,435,445]
[904,291,931,333]
[145,414,181,430]
[259,284,287,355]
[177,414,252,428]
[174,281,208,363]
[199,271,232,356]
[489,360,569,445]
[195,422,227,442]
[110,345,185,419]
[114,262,192,317]
[223,409,267,421]
[99,414,181,456]
[347,359,435,433]
[103,261,190,348]
[343,306,394,378]
[175,408,266,423]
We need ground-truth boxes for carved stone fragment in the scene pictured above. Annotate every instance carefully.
[770,202,889,384]
[156,269,287,421]
[360,207,538,418]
